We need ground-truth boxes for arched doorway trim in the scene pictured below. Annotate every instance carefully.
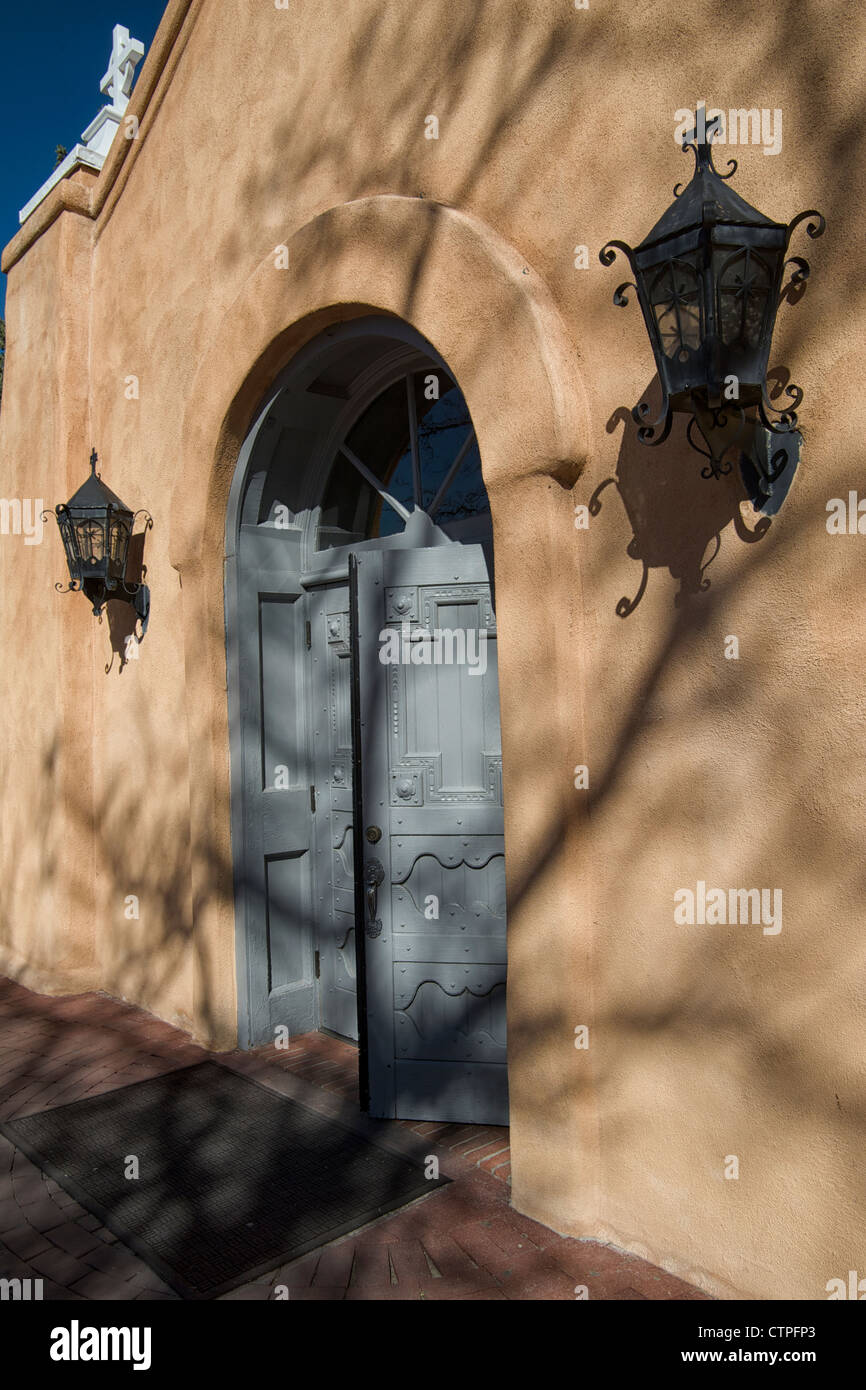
[171,195,590,576]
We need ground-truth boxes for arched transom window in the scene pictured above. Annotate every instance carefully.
[316,369,489,550]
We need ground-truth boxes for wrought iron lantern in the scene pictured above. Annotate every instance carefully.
[600,111,824,511]
[51,449,152,628]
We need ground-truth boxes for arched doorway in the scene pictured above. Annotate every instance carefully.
[226,317,507,1124]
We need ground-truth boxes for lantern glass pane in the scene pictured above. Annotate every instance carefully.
[715,247,773,350]
[109,516,131,568]
[75,517,105,565]
[58,514,76,559]
[649,257,702,361]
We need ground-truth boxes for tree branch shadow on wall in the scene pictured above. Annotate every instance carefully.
[1,0,865,1299]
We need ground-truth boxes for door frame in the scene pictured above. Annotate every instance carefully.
[225,316,496,1061]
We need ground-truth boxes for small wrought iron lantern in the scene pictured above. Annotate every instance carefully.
[51,449,152,629]
[600,111,824,511]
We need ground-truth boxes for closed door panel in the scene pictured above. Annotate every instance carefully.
[354,545,508,1124]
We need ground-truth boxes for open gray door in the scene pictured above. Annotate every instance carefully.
[236,524,316,1044]
[353,544,507,1124]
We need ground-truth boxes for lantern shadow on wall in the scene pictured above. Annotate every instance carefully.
[46,449,152,650]
[599,108,825,516]
[592,402,772,617]
[103,529,150,673]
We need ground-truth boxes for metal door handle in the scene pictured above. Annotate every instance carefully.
[364,859,385,938]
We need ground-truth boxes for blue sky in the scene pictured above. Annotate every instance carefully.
[1,2,168,316]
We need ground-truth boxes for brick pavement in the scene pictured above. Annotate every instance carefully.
[0,977,709,1301]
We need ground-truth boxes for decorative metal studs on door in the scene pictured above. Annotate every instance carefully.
[600,110,824,513]
[49,449,152,634]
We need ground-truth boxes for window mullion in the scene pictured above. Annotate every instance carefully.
[338,443,413,523]
[406,375,422,509]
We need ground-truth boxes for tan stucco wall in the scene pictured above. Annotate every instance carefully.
[1,0,865,1299]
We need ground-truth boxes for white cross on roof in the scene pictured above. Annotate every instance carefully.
[100,24,145,114]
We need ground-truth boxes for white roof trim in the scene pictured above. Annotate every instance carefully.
[18,23,144,225]
[18,146,106,225]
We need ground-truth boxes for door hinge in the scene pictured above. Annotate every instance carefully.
[305,620,311,650]
[310,783,316,813]
[314,949,320,979]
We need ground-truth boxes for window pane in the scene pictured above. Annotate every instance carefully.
[410,378,487,522]
[316,450,377,550]
[431,437,489,523]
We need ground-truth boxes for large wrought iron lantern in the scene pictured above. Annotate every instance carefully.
[51,449,152,627]
[600,111,824,510]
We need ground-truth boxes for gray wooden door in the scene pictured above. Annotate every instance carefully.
[353,544,508,1124]
[237,524,317,1043]
[308,585,359,1040]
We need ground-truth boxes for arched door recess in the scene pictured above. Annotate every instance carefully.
[227,316,508,1124]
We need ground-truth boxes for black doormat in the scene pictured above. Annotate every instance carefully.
[0,1061,448,1299]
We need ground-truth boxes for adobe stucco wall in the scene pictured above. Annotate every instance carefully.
[1,0,865,1299]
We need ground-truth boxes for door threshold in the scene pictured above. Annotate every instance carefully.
[318,1026,359,1049]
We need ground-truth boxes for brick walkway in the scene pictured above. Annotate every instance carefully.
[0,978,708,1301]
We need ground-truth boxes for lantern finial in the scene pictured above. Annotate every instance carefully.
[677,107,737,185]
